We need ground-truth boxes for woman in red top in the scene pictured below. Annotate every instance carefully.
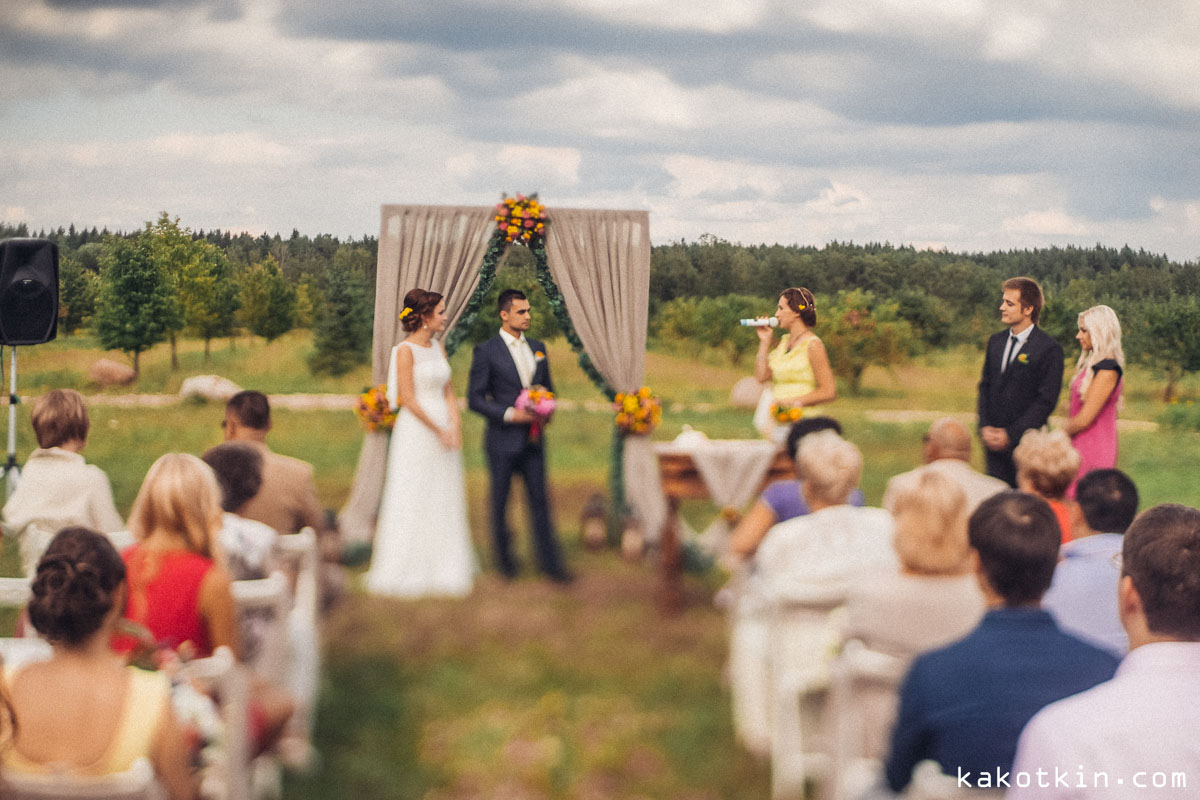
[117,453,294,754]
[116,453,238,658]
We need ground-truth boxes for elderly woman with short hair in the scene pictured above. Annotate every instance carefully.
[728,430,895,756]
[1013,428,1081,544]
[844,470,985,658]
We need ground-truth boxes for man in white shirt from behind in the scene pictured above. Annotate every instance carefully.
[1010,503,1200,799]
[882,417,1008,515]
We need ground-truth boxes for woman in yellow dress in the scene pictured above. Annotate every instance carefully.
[753,287,837,440]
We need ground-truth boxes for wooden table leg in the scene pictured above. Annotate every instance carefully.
[659,496,684,615]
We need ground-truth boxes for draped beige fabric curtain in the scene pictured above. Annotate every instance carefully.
[339,205,496,544]
[544,209,666,541]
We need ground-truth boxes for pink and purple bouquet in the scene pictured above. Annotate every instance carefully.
[516,385,556,441]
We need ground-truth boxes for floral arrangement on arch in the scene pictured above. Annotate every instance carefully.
[495,193,548,245]
[614,386,662,435]
[355,385,398,432]
[770,402,804,424]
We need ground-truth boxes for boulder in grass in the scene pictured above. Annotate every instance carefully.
[730,376,766,409]
[87,358,136,387]
[180,375,243,403]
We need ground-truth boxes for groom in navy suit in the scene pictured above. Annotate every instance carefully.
[977,277,1064,486]
[467,289,571,582]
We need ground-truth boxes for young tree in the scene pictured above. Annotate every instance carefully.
[237,255,297,343]
[58,254,99,335]
[307,256,372,376]
[821,289,916,395]
[184,244,239,359]
[1128,295,1200,401]
[94,235,173,377]
[143,214,189,369]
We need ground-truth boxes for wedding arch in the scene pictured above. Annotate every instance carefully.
[338,202,665,546]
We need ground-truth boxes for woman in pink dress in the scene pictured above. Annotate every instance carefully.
[1064,305,1124,496]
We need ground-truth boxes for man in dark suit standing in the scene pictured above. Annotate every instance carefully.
[977,277,1065,486]
[467,289,570,583]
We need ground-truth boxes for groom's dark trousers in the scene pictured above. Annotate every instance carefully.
[467,335,567,579]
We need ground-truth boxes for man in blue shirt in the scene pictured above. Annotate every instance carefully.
[1043,469,1138,658]
[885,491,1119,793]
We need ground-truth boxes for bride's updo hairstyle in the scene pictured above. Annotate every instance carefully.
[400,288,444,333]
[28,526,126,647]
[781,287,817,327]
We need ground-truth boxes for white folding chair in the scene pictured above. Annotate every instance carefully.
[0,576,37,639]
[767,585,846,800]
[231,572,290,687]
[1,757,165,800]
[179,646,252,800]
[826,639,908,800]
[0,636,52,667]
[274,528,321,755]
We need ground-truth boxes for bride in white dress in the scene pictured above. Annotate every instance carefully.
[366,289,476,597]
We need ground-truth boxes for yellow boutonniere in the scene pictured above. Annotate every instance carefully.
[1017,353,1029,364]
[534,351,545,361]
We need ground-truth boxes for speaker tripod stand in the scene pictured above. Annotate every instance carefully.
[2,346,20,500]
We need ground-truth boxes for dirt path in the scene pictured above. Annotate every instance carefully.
[72,394,1160,431]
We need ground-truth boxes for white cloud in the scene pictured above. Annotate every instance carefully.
[1002,210,1090,236]
[496,146,582,186]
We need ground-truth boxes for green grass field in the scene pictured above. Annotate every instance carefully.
[6,332,1200,799]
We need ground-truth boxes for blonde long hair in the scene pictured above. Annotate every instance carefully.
[1073,304,1124,397]
[128,453,223,558]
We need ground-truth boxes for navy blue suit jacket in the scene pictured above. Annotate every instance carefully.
[885,608,1118,791]
[466,334,553,454]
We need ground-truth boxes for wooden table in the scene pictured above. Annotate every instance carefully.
[656,448,794,614]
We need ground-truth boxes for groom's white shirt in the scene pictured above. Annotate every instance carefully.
[499,328,536,422]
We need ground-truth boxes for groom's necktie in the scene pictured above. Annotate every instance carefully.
[509,337,535,387]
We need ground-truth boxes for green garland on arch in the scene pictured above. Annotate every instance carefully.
[530,237,626,540]
[442,211,628,540]
[444,228,508,358]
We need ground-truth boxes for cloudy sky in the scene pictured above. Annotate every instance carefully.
[2,0,1198,260]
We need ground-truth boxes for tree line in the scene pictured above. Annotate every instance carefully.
[5,218,1198,396]
[1,216,376,377]
[649,237,1200,398]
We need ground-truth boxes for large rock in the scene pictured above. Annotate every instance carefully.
[87,358,136,387]
[730,376,766,408]
[180,375,243,402]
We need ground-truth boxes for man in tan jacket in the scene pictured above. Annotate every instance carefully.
[223,390,343,606]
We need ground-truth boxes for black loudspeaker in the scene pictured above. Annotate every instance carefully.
[0,238,59,346]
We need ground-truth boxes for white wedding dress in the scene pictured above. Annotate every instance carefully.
[366,340,475,597]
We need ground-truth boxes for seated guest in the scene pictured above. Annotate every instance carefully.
[884,491,1118,793]
[1042,468,1138,658]
[728,416,863,560]
[1011,504,1200,799]
[845,470,985,660]
[223,390,343,608]
[114,453,238,659]
[201,442,278,582]
[2,389,124,576]
[1013,428,1080,543]
[729,431,893,755]
[201,442,281,667]
[881,417,1008,514]
[3,527,195,800]
[757,430,896,595]
[114,453,294,756]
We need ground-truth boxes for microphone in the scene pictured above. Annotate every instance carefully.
[739,317,779,327]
